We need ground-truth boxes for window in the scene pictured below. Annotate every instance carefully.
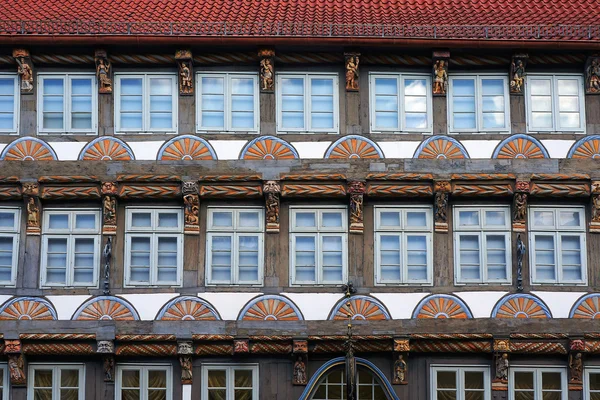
[125,208,183,286]
[289,207,347,285]
[453,206,511,284]
[37,73,96,134]
[206,208,264,285]
[277,73,339,133]
[116,365,172,400]
[448,74,510,132]
[374,207,432,285]
[202,365,258,400]
[28,364,85,400]
[529,206,586,284]
[526,74,585,132]
[197,73,258,132]
[311,367,387,400]
[115,73,178,134]
[431,366,490,400]
[369,73,432,133]
[0,364,7,400]
[40,209,100,287]
[510,367,566,400]
[0,208,20,286]
[585,368,600,400]
[0,73,18,134]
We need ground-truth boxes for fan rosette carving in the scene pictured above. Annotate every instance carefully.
[414,295,471,319]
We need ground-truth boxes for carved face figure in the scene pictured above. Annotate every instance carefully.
[22,182,38,196]
[182,181,199,194]
[102,182,117,195]
[263,180,281,193]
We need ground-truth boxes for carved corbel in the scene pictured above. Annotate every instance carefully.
[175,50,193,96]
[509,54,528,95]
[22,182,41,235]
[101,182,118,235]
[234,339,249,354]
[5,340,26,386]
[492,339,510,391]
[13,49,34,94]
[434,181,450,233]
[182,182,200,235]
[432,51,449,96]
[258,49,275,92]
[512,181,530,232]
[293,340,308,385]
[96,340,116,382]
[392,339,409,385]
[263,180,281,233]
[95,50,112,94]
[569,340,585,391]
[178,341,194,385]
[348,181,366,234]
[590,181,600,233]
[345,52,360,91]
[585,55,600,94]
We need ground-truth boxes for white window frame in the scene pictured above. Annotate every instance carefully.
[369,72,433,133]
[0,207,20,287]
[37,72,97,135]
[374,206,433,285]
[114,72,178,134]
[585,367,600,400]
[196,72,259,133]
[276,72,339,134]
[124,207,183,287]
[40,209,100,288]
[289,206,348,286]
[525,74,586,133]
[528,206,587,285]
[453,206,512,284]
[509,367,567,400]
[205,207,264,286]
[115,364,172,400]
[0,363,8,400]
[201,364,259,400]
[28,364,85,400]
[447,73,511,133]
[0,73,19,134]
[430,365,491,400]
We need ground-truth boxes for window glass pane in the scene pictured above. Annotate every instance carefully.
[295,212,316,228]
[202,77,224,94]
[122,370,140,388]
[558,96,579,112]
[380,235,400,281]
[380,212,400,227]
[531,96,552,112]
[559,211,581,227]
[0,212,15,228]
[130,237,150,282]
[322,212,342,228]
[530,79,552,95]
[121,78,142,95]
[49,214,69,230]
[514,371,534,389]
[559,112,580,128]
[531,112,553,128]
[0,78,14,95]
[235,370,253,387]
[211,236,232,281]
[238,236,259,282]
[486,235,507,280]
[482,79,504,95]
[535,235,556,280]
[149,78,171,95]
[534,211,554,227]
[282,78,303,95]
[213,212,233,228]
[407,235,427,281]
[157,237,178,282]
[148,370,167,388]
[465,371,484,389]
[239,212,259,228]
[459,235,480,280]
[311,112,333,129]
[60,369,79,387]
[74,238,95,283]
[375,112,398,129]
[458,210,479,226]
[295,236,315,282]
[405,78,427,96]
[406,211,427,227]
[34,369,53,387]
[482,112,505,129]
[589,372,600,390]
[375,78,398,95]
[75,214,96,230]
[453,79,475,96]
[437,371,456,389]
[158,212,179,228]
[208,370,226,387]
[541,372,561,389]
[557,79,578,95]
[131,213,152,228]
[485,210,506,226]
[561,235,582,281]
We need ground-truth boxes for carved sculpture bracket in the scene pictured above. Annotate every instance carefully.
[432,51,449,96]
[95,50,112,94]
[434,181,450,233]
[392,339,409,385]
[591,181,600,233]
[585,55,600,94]
[512,180,530,232]
[102,182,118,235]
[569,340,585,391]
[510,54,528,95]
[492,339,510,391]
[182,182,200,235]
[348,181,365,234]
[259,49,275,93]
[13,49,34,95]
[176,50,194,96]
[22,182,41,235]
[345,52,360,91]
[263,181,281,233]
[293,340,308,385]
[5,340,26,386]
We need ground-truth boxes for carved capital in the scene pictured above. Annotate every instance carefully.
[434,180,451,193]
[510,54,528,95]
[234,339,249,353]
[4,339,21,354]
[345,52,360,91]
[178,341,194,355]
[493,339,511,353]
[293,340,308,354]
[348,181,366,194]
[393,339,410,353]
[176,50,194,96]
[515,180,530,193]
[432,51,450,96]
[101,182,118,196]
[259,49,275,92]
[586,55,600,95]
[96,340,114,354]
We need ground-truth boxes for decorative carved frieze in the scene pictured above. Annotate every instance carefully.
[586,55,600,94]
[259,49,275,92]
[263,180,281,233]
[102,182,118,235]
[39,176,99,183]
[115,344,177,356]
[13,49,33,94]
[117,175,181,182]
[432,51,449,96]
[199,174,262,182]
[366,173,433,181]
[195,343,233,356]
[282,184,346,197]
[452,184,514,197]
[95,50,112,94]
[410,340,492,353]
[250,342,292,354]
[22,343,95,355]
[176,50,193,96]
[450,173,516,181]
[200,185,263,198]
[282,173,347,181]
[8,354,26,386]
[345,52,360,91]
[183,182,200,235]
[509,342,567,354]
[0,186,22,200]
[530,173,590,181]
[348,181,365,234]
[97,340,114,354]
[367,184,432,197]
[115,334,177,341]
[529,183,590,197]
[233,339,249,354]
[118,184,181,199]
[19,333,95,340]
[41,186,101,200]
[509,54,528,95]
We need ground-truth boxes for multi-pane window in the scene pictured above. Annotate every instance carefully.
[197,73,258,132]
[202,365,258,400]
[290,207,347,285]
[448,75,510,132]
[28,364,85,400]
[40,209,100,287]
[585,368,600,400]
[431,366,490,400]
[453,206,511,283]
[0,208,20,286]
[526,74,585,132]
[510,368,566,400]
[312,368,387,400]
[125,208,183,286]
[529,206,586,284]
[0,364,7,400]
[206,208,264,285]
[116,365,171,400]
[0,73,18,133]
[369,73,431,133]
[374,207,432,285]
[115,73,177,133]
[277,73,339,133]
[38,73,96,134]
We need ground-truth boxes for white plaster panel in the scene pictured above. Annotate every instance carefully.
[462,140,500,159]
[0,144,7,154]
[127,141,164,161]
[120,293,180,320]
[532,291,587,318]
[281,293,344,320]
[209,140,247,160]
[0,295,14,309]
[370,293,429,319]
[541,140,575,159]
[376,141,420,159]
[452,291,508,318]
[48,142,86,161]
[291,141,331,159]
[46,295,92,320]
[200,292,263,320]
[182,384,192,400]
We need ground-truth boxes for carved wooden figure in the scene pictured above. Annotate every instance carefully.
[176,50,194,96]
[13,49,34,94]
[513,181,530,232]
[432,51,449,95]
[569,353,583,389]
[345,53,360,91]
[348,181,365,234]
[434,181,450,233]
[102,182,118,235]
[586,55,600,94]
[8,354,26,385]
[180,355,193,384]
[183,182,200,235]
[103,356,115,382]
[259,49,275,92]
[263,180,281,233]
[95,50,112,94]
[591,181,600,233]
[392,354,408,385]
[510,54,528,95]
[25,196,41,235]
[293,355,308,385]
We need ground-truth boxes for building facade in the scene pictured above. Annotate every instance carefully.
[1,1,600,399]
